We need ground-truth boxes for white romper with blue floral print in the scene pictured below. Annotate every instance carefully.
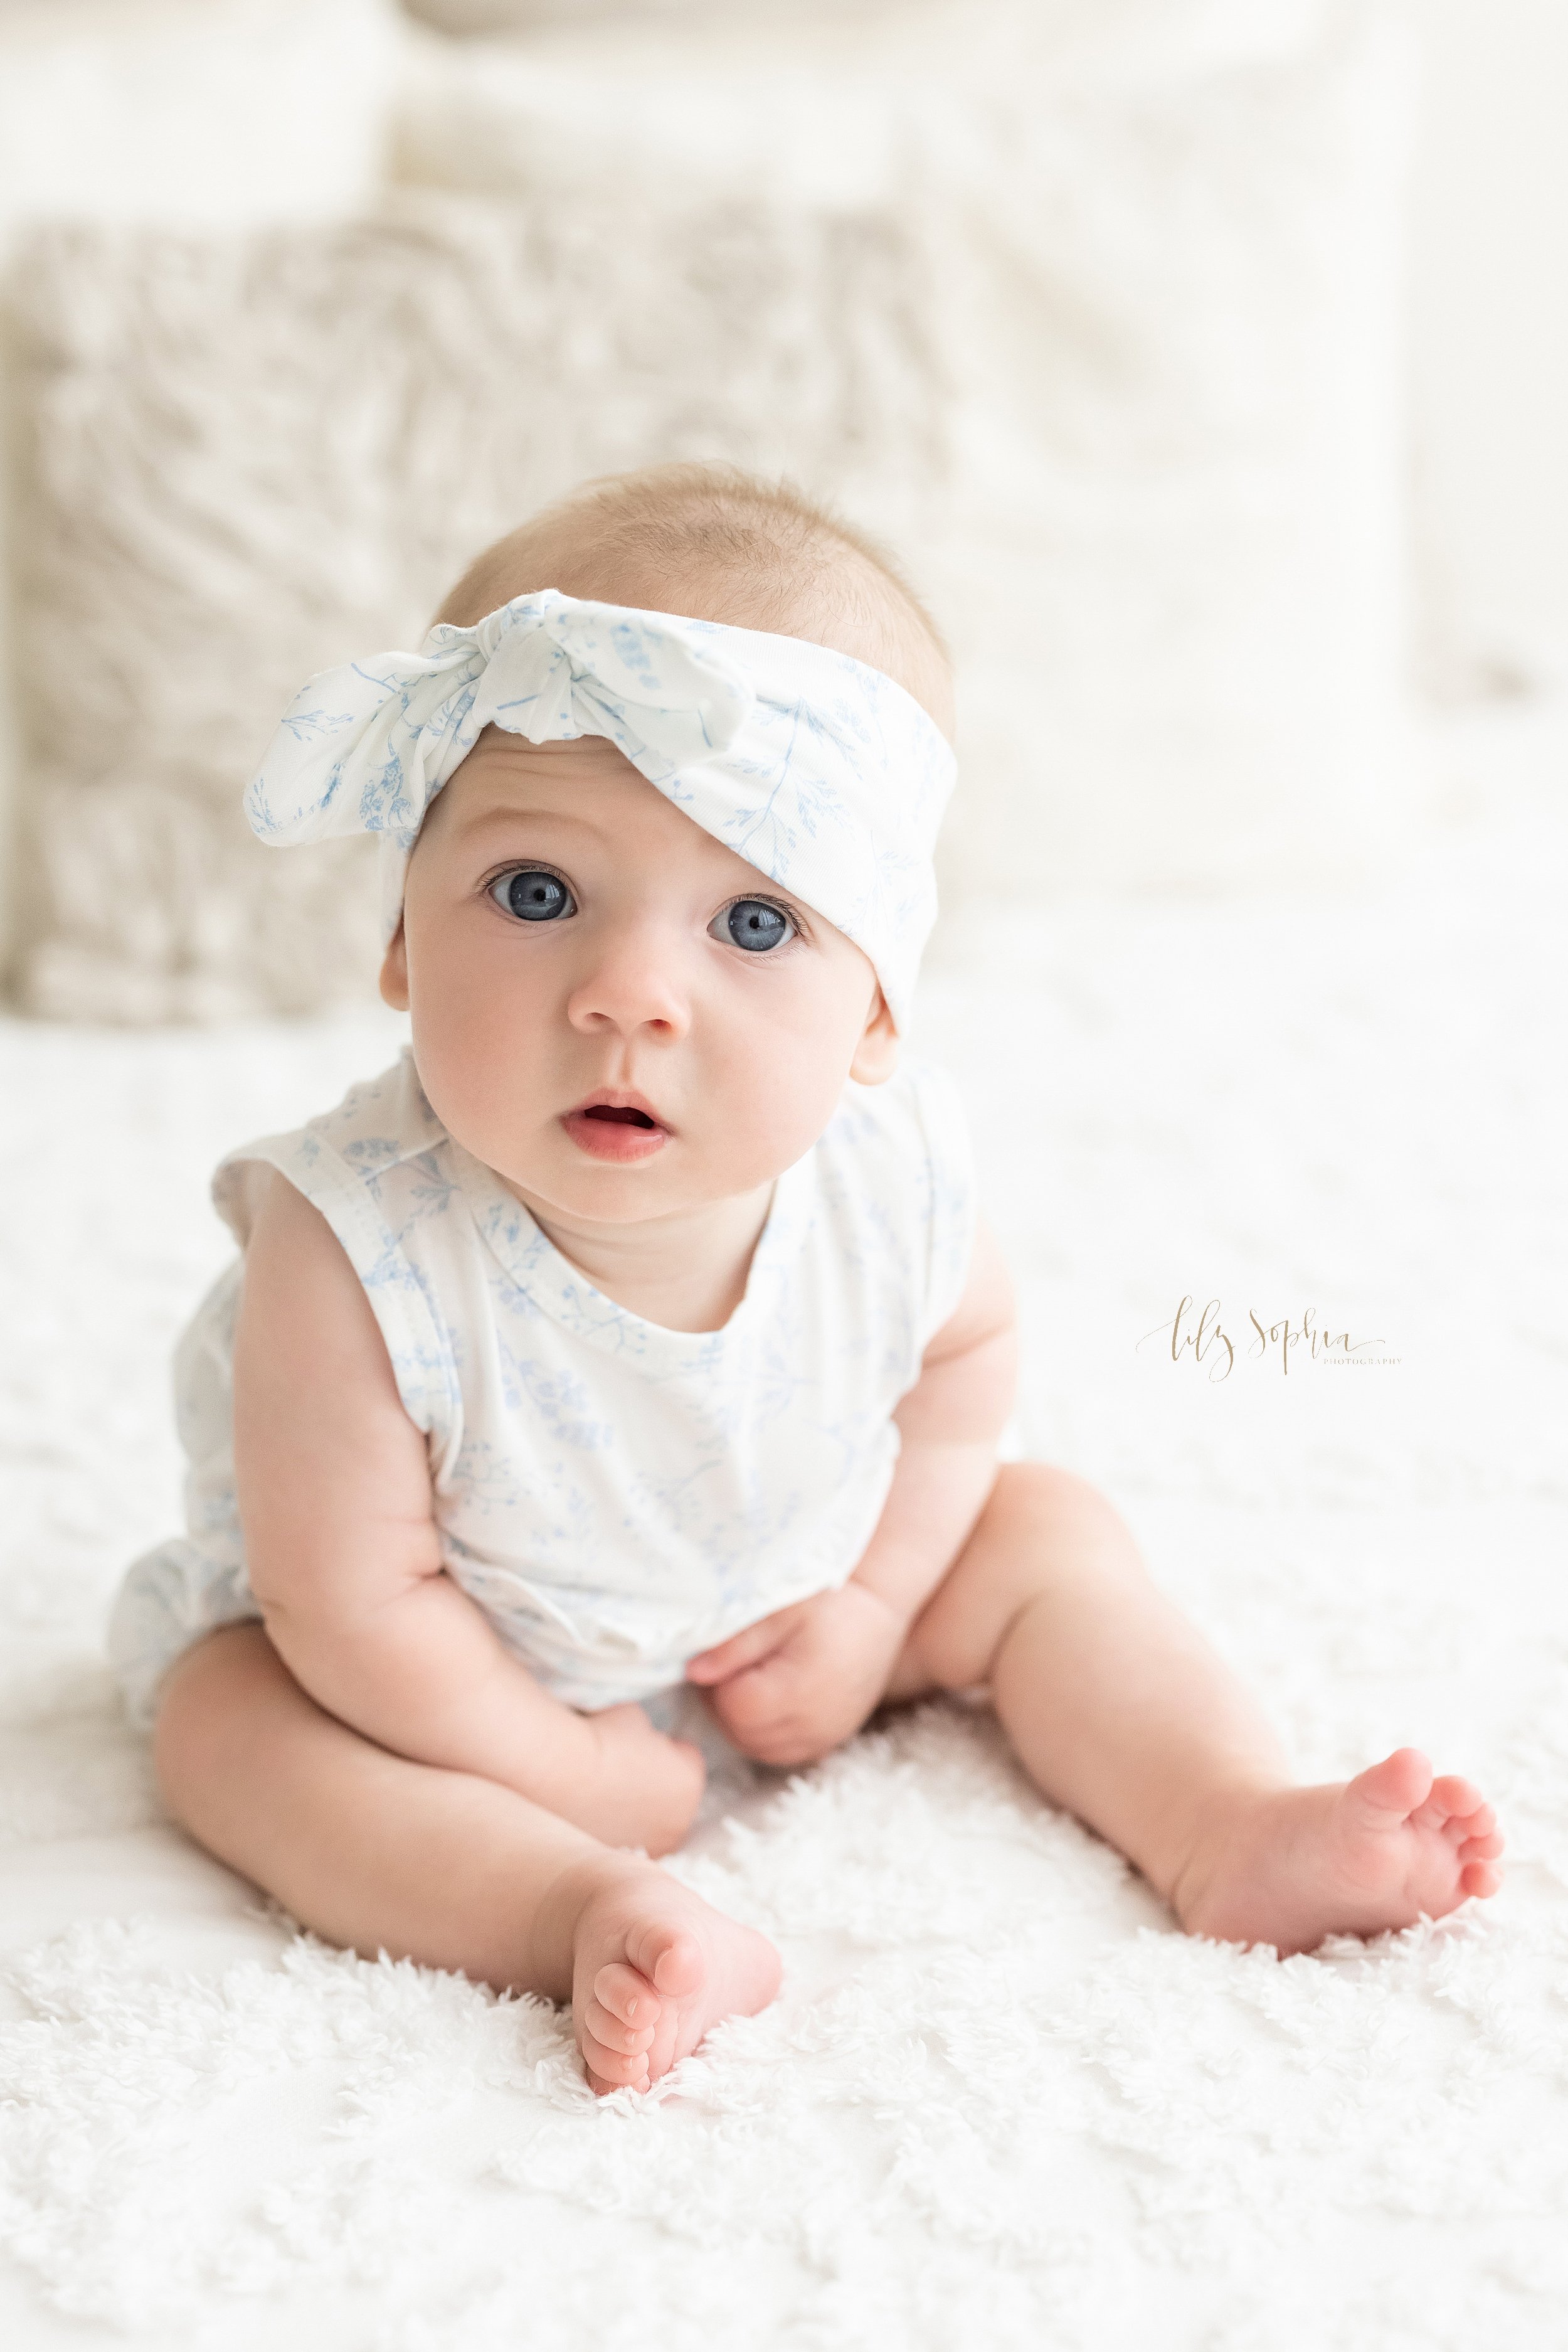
[109,1048,982,1730]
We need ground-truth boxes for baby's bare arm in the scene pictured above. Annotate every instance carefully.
[231,1173,701,1853]
[848,1215,1019,1630]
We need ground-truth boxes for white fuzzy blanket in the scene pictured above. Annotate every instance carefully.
[2,755,1566,2348]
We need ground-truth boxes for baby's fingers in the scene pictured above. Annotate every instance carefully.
[706,1656,831,1761]
[714,1696,837,1769]
[704,1658,793,1737]
[686,1608,799,1685]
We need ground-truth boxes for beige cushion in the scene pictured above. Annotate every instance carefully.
[0,0,403,982]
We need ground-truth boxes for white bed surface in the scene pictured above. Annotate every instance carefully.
[2,774,1566,2348]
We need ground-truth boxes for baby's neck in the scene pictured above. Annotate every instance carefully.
[512,1178,777,1335]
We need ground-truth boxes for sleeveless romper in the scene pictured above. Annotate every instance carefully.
[109,1048,987,1730]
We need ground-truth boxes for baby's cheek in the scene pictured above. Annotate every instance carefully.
[706,1003,862,1181]
[408,936,556,1157]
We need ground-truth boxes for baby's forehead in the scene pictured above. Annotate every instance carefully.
[429,728,758,871]
[443,725,677,805]
[455,726,638,786]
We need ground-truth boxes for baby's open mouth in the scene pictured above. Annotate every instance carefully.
[581,1105,658,1129]
[563,1092,670,1157]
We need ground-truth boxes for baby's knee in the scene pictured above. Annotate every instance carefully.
[988,1458,1110,1531]
[906,1460,1133,1690]
[151,1622,283,1810]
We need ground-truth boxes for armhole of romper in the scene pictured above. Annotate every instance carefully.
[213,1136,460,1459]
[909,1059,980,1355]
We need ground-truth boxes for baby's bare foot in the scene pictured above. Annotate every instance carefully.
[569,1862,781,2097]
[1174,1748,1504,1957]
[579,1703,706,1858]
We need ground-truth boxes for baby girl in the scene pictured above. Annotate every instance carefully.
[111,464,1502,2095]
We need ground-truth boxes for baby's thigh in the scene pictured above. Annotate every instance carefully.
[154,1621,325,1846]
[156,1624,467,1920]
[152,1620,437,1924]
[150,1624,594,1994]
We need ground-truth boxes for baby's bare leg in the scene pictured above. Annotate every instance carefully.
[893,1464,1502,1954]
[154,1625,780,2091]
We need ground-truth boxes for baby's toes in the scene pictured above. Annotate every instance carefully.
[643,1997,683,2085]
[1347,1748,1433,1828]
[580,2026,653,2094]
[1444,1800,1497,1849]
[583,1994,657,2061]
[625,1920,705,2001]
[1459,1828,1505,1863]
[1428,1774,1485,1824]
[593,1959,659,2031]
[1459,1859,1503,1900]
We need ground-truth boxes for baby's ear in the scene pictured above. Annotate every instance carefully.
[849,985,899,1085]
[379,920,410,1011]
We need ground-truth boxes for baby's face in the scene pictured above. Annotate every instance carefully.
[382,728,898,1223]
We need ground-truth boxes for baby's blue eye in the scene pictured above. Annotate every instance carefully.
[722,898,794,954]
[492,869,573,922]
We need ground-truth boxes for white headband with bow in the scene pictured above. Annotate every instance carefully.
[244,588,956,1034]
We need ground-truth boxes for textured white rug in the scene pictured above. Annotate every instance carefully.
[2,754,1566,2348]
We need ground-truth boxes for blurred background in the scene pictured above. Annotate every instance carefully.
[0,0,1562,1021]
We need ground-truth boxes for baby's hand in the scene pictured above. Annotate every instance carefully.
[579,1703,706,1858]
[686,1583,908,1768]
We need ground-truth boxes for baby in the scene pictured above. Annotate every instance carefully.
[112,464,1502,2096]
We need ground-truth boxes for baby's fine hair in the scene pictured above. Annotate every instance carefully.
[435,463,954,738]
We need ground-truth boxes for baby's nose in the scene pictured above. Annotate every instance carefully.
[565,927,692,1040]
